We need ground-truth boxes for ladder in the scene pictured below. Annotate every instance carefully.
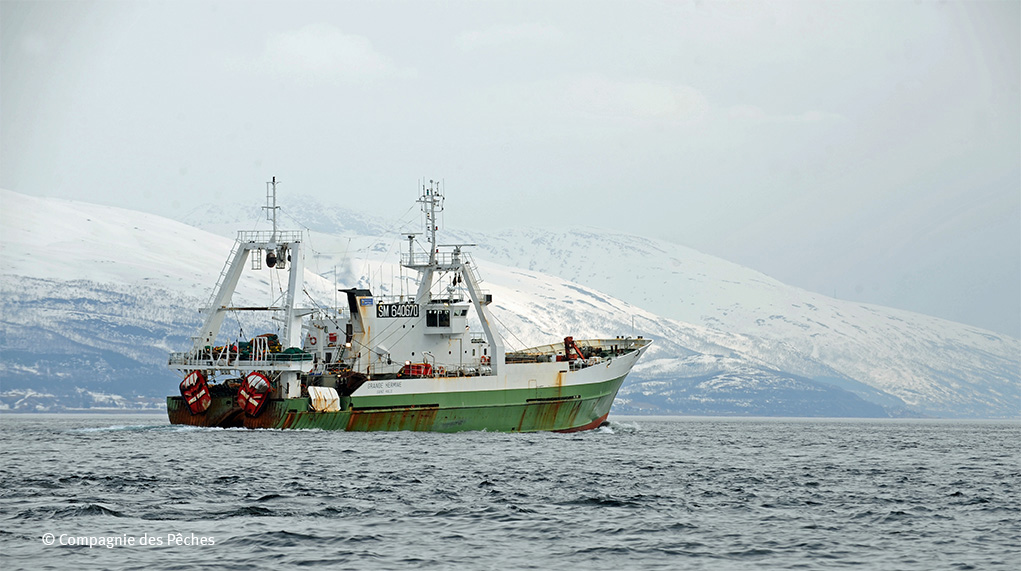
[201,238,242,314]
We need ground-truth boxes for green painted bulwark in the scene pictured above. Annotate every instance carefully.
[167,374,626,433]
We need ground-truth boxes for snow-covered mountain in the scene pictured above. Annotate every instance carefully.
[459,228,1020,418]
[1,189,1017,417]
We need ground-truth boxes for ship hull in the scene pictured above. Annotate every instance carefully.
[167,372,626,433]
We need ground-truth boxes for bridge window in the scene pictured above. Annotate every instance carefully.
[427,309,450,327]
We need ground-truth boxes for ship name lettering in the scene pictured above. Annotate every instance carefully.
[376,303,420,319]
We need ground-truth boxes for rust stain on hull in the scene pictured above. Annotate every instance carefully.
[516,398,582,432]
[243,403,293,429]
[346,406,439,431]
[169,381,622,432]
[167,397,243,428]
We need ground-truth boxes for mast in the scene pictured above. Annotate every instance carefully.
[414,180,443,301]
[420,179,441,264]
[402,180,505,374]
[265,176,279,244]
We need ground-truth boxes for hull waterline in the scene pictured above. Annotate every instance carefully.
[168,374,627,433]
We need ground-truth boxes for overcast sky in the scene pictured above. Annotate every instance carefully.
[2,0,1019,337]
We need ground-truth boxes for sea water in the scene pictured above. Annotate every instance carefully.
[0,415,1017,570]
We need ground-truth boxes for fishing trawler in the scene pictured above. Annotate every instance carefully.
[167,179,651,431]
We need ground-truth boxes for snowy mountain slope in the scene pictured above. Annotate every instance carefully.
[1,189,1017,417]
[442,227,1020,418]
[0,190,338,303]
[1,277,194,400]
[616,356,890,417]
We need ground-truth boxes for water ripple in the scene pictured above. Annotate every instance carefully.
[0,415,1018,570]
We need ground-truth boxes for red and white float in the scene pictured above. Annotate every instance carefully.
[179,370,211,414]
[237,372,272,417]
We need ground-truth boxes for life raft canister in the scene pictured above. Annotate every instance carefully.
[180,371,212,415]
[401,363,432,377]
[237,372,272,417]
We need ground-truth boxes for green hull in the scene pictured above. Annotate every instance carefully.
[168,374,626,433]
